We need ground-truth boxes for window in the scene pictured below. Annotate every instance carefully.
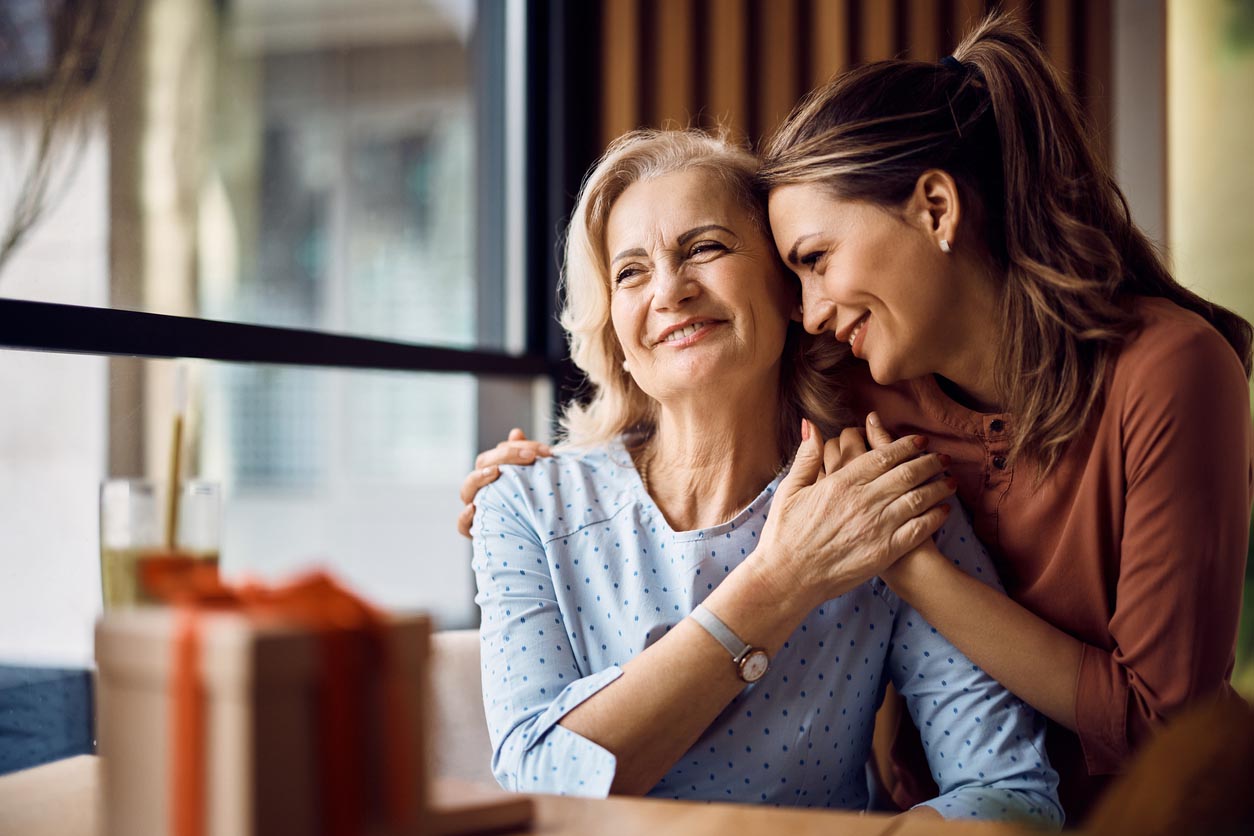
[0,0,597,665]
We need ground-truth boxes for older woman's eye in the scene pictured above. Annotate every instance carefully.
[689,241,727,259]
[615,266,643,285]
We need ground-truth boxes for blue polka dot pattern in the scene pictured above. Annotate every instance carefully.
[472,440,1062,828]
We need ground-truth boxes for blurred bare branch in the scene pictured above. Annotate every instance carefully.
[0,0,138,282]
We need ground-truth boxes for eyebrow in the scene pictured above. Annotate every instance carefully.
[611,247,648,264]
[786,233,820,267]
[677,224,735,246]
[611,224,736,265]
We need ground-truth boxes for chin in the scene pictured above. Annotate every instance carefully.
[865,355,909,386]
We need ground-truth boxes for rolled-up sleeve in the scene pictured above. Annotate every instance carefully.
[1075,327,1252,774]
[473,475,621,796]
[890,500,1064,828]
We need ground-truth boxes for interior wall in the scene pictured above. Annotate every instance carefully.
[1167,0,1254,332]
[598,0,1113,152]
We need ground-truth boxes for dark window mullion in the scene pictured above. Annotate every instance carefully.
[0,299,548,376]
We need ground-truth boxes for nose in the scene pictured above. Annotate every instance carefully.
[651,258,699,310]
[801,290,838,335]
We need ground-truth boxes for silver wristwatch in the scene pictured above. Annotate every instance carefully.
[690,604,770,683]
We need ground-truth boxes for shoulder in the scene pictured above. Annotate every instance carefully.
[479,442,639,542]
[1114,297,1248,391]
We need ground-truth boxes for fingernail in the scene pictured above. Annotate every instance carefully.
[941,503,952,514]
[913,435,929,450]
[945,477,958,490]
[801,419,811,441]
[867,412,882,428]
[481,467,495,477]
[939,453,952,467]
[539,444,552,455]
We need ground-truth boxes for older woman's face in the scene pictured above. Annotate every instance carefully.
[606,170,795,403]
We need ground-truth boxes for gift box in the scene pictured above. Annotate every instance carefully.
[95,571,430,836]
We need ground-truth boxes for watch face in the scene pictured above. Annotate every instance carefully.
[740,649,770,682]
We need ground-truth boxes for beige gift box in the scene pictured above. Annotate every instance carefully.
[95,608,431,836]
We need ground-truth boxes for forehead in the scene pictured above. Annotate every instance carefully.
[606,169,751,250]
[767,183,879,245]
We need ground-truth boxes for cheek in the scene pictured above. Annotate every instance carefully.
[608,296,637,350]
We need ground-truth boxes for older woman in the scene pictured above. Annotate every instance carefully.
[472,129,1062,825]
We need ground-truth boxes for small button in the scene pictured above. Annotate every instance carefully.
[990,419,1005,433]
[992,456,1007,470]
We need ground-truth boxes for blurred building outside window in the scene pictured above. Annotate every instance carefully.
[0,0,540,665]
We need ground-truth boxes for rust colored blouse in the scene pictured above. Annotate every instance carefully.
[849,297,1253,819]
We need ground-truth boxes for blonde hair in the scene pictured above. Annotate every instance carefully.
[760,12,1252,475]
[558,128,849,457]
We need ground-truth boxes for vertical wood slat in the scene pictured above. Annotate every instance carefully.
[1001,0,1034,26]
[906,0,942,61]
[1082,0,1112,165]
[602,0,641,145]
[595,0,1111,163]
[707,0,749,137]
[1042,0,1074,89]
[952,0,987,44]
[757,0,801,137]
[653,0,696,128]
[810,0,851,87]
[859,0,896,62]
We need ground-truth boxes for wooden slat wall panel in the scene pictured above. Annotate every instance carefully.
[907,0,942,62]
[952,0,989,40]
[706,0,749,138]
[859,0,896,62]
[654,0,696,128]
[1082,0,1113,165]
[1043,0,1074,88]
[597,0,1113,162]
[757,0,802,141]
[809,0,851,88]
[602,0,641,143]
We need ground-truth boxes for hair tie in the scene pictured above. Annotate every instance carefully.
[940,55,963,72]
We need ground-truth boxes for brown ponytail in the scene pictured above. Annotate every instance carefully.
[760,11,1253,475]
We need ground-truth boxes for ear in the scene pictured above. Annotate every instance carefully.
[909,169,961,250]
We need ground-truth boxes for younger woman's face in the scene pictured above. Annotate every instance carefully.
[767,183,963,386]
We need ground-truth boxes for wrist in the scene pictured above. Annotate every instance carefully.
[881,542,945,597]
[739,546,823,619]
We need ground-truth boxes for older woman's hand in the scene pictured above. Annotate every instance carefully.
[755,413,955,609]
[457,428,552,537]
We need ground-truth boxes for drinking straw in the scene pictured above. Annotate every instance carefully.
[164,364,187,551]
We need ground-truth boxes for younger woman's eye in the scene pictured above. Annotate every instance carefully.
[799,250,824,270]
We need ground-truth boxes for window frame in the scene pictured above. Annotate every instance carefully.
[0,0,600,398]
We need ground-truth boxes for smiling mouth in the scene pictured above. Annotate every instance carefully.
[654,319,722,346]
[847,313,868,347]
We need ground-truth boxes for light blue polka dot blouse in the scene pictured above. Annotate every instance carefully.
[472,440,1063,827]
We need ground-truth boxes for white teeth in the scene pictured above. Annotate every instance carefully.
[848,316,867,346]
[663,323,704,343]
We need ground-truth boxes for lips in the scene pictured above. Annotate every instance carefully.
[652,318,723,347]
[835,311,870,346]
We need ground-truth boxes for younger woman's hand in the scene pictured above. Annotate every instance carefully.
[754,414,955,608]
[457,428,552,537]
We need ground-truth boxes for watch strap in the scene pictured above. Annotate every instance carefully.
[690,604,751,662]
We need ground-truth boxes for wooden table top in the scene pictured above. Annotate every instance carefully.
[0,756,1027,836]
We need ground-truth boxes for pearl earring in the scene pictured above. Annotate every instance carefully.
[622,359,630,372]
[939,239,952,254]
